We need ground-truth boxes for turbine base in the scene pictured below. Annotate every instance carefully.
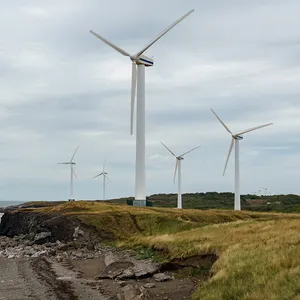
[132,200,146,207]
[68,198,75,202]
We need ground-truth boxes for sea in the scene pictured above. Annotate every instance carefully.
[0,201,25,220]
[0,201,25,208]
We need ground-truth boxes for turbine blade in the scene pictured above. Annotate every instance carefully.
[180,145,201,157]
[57,162,70,164]
[103,157,107,173]
[93,172,103,179]
[89,30,130,56]
[160,141,176,157]
[70,145,79,162]
[173,159,179,184]
[223,138,235,176]
[73,168,78,180]
[235,123,273,136]
[211,109,232,134]
[135,9,194,58]
[105,175,112,183]
[130,62,137,135]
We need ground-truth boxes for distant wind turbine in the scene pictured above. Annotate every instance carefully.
[57,146,79,201]
[93,157,111,200]
[90,9,194,206]
[161,142,201,209]
[211,109,273,210]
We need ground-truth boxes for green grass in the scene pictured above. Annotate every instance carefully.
[109,192,300,213]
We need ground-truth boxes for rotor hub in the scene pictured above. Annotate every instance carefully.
[130,55,137,61]
[233,135,243,140]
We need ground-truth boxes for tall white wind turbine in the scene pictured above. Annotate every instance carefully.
[161,142,200,209]
[90,10,194,206]
[93,157,111,200]
[211,109,273,210]
[57,146,79,201]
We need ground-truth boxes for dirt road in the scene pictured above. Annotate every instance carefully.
[0,258,107,300]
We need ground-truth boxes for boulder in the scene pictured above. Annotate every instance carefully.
[104,251,120,266]
[31,250,47,258]
[144,283,155,288]
[133,261,161,278]
[117,284,152,300]
[73,226,84,240]
[96,261,134,279]
[103,251,161,279]
[153,273,172,282]
[34,232,52,244]
[116,267,135,279]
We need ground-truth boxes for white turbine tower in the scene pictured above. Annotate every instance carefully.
[211,109,273,211]
[90,9,194,206]
[161,142,201,209]
[93,157,111,200]
[57,146,79,201]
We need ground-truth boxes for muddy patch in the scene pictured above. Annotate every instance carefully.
[69,253,217,300]
[72,257,106,279]
[32,257,78,300]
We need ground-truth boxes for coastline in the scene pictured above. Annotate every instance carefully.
[0,205,199,299]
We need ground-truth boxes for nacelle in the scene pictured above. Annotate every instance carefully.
[137,55,154,67]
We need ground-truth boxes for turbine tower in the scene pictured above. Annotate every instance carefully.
[93,157,111,200]
[161,142,200,209]
[57,146,79,201]
[90,10,194,206]
[211,109,273,210]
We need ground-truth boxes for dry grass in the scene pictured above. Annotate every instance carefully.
[31,201,288,239]
[31,201,278,239]
[126,218,300,300]
[26,201,300,299]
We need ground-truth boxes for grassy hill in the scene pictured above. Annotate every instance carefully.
[109,192,300,213]
[28,200,300,300]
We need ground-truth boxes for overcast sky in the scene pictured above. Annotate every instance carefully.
[0,0,300,201]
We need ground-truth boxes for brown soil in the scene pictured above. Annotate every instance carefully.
[71,257,201,300]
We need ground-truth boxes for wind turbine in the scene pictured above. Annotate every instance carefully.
[211,109,273,210]
[90,9,194,206]
[57,146,79,201]
[93,157,111,200]
[161,142,201,209]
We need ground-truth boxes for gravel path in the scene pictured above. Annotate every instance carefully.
[0,258,107,300]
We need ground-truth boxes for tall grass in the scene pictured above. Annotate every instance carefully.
[126,219,300,300]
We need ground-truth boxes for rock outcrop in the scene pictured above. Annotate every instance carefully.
[0,211,101,247]
[96,251,161,280]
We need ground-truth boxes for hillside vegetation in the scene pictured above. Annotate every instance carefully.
[29,201,300,300]
[110,192,300,213]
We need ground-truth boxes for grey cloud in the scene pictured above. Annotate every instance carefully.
[0,0,300,201]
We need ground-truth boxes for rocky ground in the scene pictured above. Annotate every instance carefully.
[0,226,202,300]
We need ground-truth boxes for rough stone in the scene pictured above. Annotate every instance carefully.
[56,242,73,251]
[117,281,127,287]
[117,284,152,300]
[133,261,161,278]
[97,261,134,279]
[34,232,52,243]
[104,251,119,266]
[103,251,161,279]
[31,250,47,258]
[153,273,172,282]
[116,267,135,279]
[144,283,155,288]
[73,226,84,240]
